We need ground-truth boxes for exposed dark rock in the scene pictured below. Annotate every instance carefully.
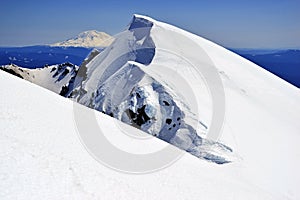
[127,105,151,127]
[163,101,170,106]
[165,118,172,125]
[59,85,69,96]
[50,67,56,73]
[0,67,24,79]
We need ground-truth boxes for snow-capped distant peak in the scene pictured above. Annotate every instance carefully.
[52,30,114,47]
[77,30,109,39]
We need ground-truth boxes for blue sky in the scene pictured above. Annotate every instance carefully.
[0,0,299,48]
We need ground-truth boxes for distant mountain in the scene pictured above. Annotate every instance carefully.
[51,30,114,47]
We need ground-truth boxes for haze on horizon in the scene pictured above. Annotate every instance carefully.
[0,0,299,49]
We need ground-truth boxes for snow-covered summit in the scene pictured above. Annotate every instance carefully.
[52,30,114,47]
[63,13,300,196]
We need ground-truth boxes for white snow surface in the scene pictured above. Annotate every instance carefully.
[1,14,300,199]
[51,30,114,47]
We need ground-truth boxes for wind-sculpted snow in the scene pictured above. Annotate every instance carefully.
[128,15,155,64]
[69,15,234,164]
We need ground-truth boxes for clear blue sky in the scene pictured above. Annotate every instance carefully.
[0,0,299,48]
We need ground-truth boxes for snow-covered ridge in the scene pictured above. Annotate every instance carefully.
[51,30,114,47]
[0,63,78,94]
[67,15,237,163]
[67,14,300,165]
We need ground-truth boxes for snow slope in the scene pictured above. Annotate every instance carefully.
[52,30,114,47]
[0,61,299,200]
[0,63,78,94]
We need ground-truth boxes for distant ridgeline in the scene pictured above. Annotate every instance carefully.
[230,49,300,88]
[0,46,93,68]
[0,45,299,88]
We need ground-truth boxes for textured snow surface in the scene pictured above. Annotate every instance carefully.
[0,66,299,200]
[52,30,114,47]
